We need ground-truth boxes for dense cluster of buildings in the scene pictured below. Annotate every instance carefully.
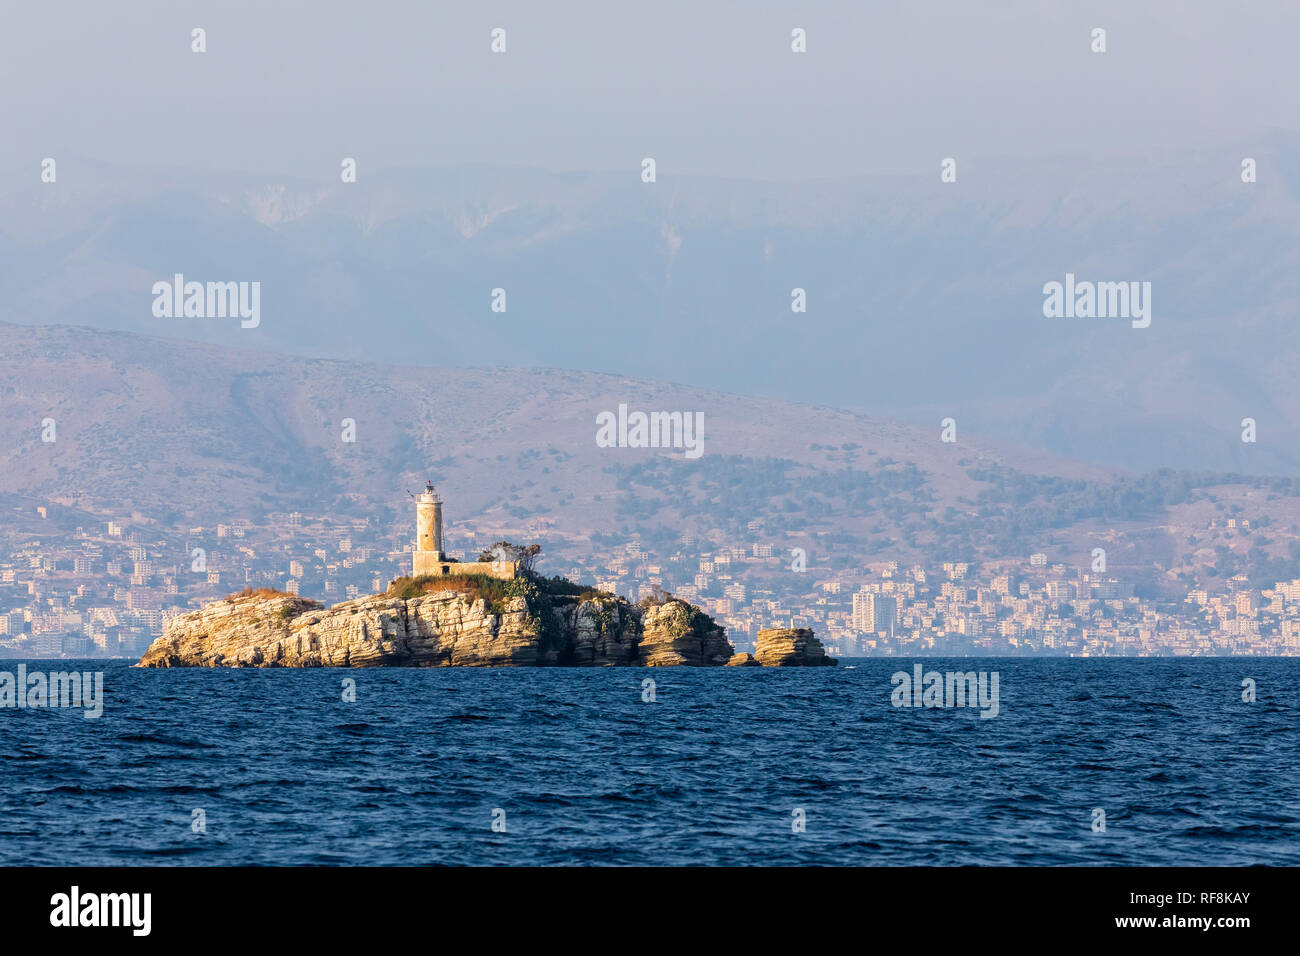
[2,504,1297,658]
[605,546,1300,657]
[0,511,400,658]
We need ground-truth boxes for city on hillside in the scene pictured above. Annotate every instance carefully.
[1,502,1297,659]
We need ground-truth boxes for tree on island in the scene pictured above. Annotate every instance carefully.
[637,583,674,608]
[478,541,542,576]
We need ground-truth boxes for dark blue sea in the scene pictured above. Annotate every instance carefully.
[2,658,1297,865]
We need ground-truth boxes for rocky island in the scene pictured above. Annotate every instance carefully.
[138,577,836,669]
[138,483,835,668]
[140,574,724,668]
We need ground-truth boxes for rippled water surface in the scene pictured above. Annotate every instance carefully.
[1,658,1297,865]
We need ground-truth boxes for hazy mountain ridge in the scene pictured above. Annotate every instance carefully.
[5,133,1300,471]
[3,320,1035,521]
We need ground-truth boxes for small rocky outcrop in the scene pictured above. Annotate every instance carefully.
[752,627,837,666]
[637,600,734,666]
[726,653,761,667]
[138,582,734,668]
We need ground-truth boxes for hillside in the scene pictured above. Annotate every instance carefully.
[5,136,1300,471]
[4,321,1300,601]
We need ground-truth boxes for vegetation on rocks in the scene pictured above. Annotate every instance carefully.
[226,586,304,602]
[385,572,520,610]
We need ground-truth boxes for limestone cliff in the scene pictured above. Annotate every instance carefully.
[752,627,837,666]
[137,582,736,668]
[636,600,734,666]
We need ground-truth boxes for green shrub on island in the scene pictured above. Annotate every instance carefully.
[225,587,320,611]
[386,573,521,612]
[535,574,615,603]
[225,586,296,601]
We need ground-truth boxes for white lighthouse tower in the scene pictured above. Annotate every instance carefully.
[413,480,444,576]
[406,480,518,581]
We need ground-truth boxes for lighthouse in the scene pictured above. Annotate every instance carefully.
[413,480,444,576]
[408,480,518,581]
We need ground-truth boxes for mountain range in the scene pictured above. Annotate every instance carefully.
[4,131,1300,472]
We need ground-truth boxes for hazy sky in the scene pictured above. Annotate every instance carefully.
[2,0,1297,180]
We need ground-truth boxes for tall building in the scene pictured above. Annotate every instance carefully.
[852,590,897,637]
